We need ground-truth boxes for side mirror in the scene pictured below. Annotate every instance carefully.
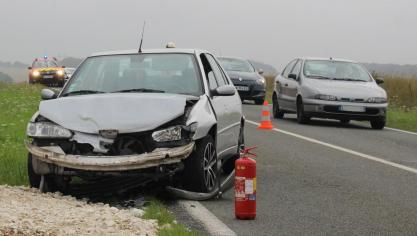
[41,89,57,100]
[213,85,236,96]
[28,67,32,70]
[258,69,264,75]
[375,77,384,84]
[288,73,298,80]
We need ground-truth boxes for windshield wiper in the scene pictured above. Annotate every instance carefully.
[61,90,105,97]
[308,75,335,80]
[114,88,165,93]
[334,77,367,82]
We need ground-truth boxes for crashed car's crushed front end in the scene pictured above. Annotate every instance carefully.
[26,93,201,177]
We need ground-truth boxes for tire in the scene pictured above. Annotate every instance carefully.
[296,98,310,124]
[340,119,350,124]
[222,123,245,174]
[272,95,284,119]
[28,153,41,188]
[254,99,264,105]
[370,117,386,130]
[28,153,68,193]
[183,135,218,192]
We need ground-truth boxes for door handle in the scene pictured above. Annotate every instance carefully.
[284,83,288,87]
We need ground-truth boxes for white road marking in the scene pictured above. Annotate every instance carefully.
[177,200,236,236]
[385,127,417,135]
[246,119,417,175]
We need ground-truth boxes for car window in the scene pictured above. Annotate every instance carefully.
[291,60,302,76]
[218,57,255,73]
[62,53,203,96]
[206,54,227,87]
[282,60,297,78]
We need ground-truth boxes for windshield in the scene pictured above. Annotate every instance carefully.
[218,58,255,73]
[62,53,203,96]
[33,60,58,68]
[303,60,372,82]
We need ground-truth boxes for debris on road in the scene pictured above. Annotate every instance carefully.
[0,185,157,236]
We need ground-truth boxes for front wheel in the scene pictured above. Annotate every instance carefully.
[370,118,386,130]
[183,136,217,192]
[28,153,41,188]
[273,95,285,119]
[296,99,310,124]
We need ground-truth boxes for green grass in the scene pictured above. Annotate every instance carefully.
[143,200,198,236]
[0,82,43,186]
[386,106,417,132]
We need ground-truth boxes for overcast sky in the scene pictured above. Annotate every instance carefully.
[1,0,416,70]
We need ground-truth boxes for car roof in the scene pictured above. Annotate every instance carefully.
[299,57,357,63]
[90,48,211,57]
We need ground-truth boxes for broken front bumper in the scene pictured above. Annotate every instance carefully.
[25,140,195,172]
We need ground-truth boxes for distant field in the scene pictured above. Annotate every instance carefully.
[263,75,417,132]
[0,67,27,83]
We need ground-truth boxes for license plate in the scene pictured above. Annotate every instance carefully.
[43,75,54,79]
[340,105,365,112]
[235,86,249,91]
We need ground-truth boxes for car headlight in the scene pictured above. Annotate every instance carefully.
[56,70,64,76]
[315,94,337,101]
[367,97,387,103]
[32,71,40,77]
[256,78,265,85]
[152,126,182,142]
[27,122,72,138]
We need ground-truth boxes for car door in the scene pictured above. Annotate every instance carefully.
[202,53,241,159]
[277,59,297,110]
[286,59,302,111]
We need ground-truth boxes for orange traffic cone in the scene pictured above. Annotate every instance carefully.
[258,101,274,130]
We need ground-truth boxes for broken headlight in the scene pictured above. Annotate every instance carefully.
[152,123,197,143]
[27,122,73,139]
[152,126,182,142]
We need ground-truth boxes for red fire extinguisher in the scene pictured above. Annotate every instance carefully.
[235,146,257,220]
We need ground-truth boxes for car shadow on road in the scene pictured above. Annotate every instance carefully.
[282,116,372,130]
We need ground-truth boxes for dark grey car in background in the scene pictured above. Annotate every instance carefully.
[219,57,266,104]
[272,57,388,129]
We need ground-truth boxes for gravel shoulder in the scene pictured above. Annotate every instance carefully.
[0,185,157,236]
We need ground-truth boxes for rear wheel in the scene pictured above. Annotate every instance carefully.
[370,117,386,130]
[272,95,284,119]
[254,99,264,105]
[296,98,310,124]
[183,136,217,192]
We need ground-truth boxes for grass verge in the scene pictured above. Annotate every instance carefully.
[143,200,198,236]
[0,82,42,185]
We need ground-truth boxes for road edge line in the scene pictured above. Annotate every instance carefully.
[176,200,236,236]
[385,127,417,135]
[246,119,417,175]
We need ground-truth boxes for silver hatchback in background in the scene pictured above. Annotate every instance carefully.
[272,57,387,129]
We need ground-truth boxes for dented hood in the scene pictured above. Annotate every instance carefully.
[39,93,187,134]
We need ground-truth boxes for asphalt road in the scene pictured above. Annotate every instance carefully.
[202,103,417,236]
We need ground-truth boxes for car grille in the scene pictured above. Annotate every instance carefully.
[40,70,57,75]
[338,97,366,103]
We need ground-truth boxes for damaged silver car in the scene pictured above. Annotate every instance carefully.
[26,49,244,194]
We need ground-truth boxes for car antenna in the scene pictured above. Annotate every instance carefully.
[138,21,146,53]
